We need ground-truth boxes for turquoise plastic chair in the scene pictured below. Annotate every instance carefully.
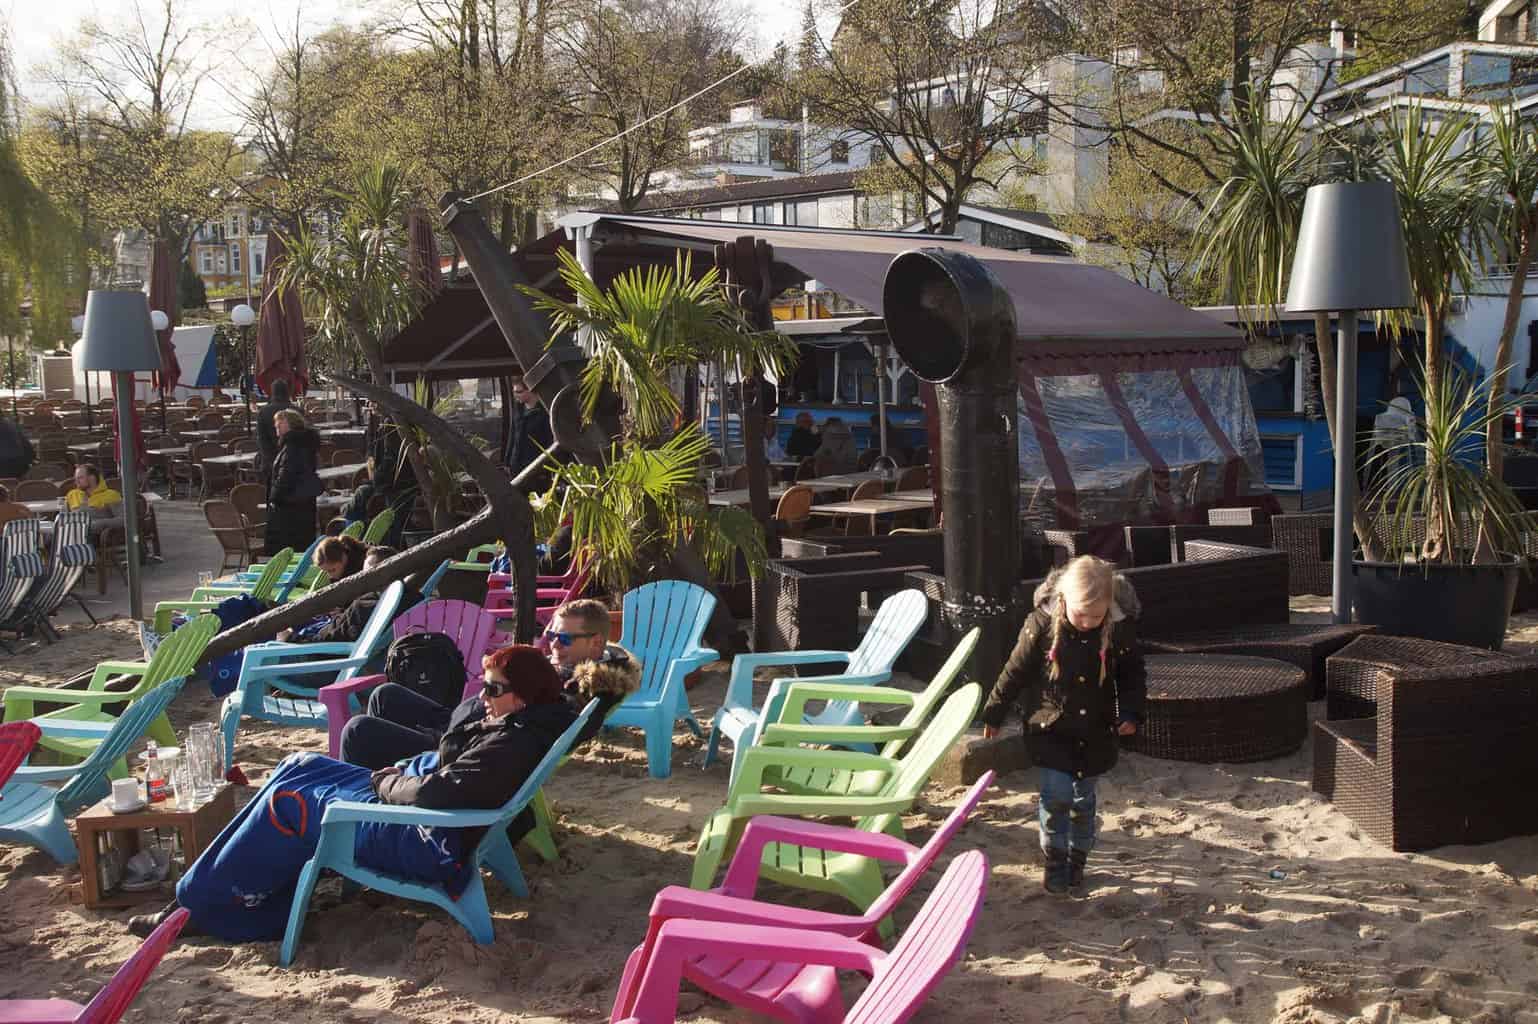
[0,677,186,864]
[278,698,598,965]
[219,581,405,769]
[704,588,928,785]
[601,582,719,780]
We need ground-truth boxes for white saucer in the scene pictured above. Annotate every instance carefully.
[108,798,148,815]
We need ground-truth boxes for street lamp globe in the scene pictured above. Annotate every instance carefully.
[70,315,85,334]
[230,303,256,327]
[149,309,170,332]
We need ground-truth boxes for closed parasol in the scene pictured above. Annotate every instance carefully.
[255,228,308,397]
[407,207,443,297]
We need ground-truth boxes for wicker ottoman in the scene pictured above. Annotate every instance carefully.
[1124,655,1310,763]
[1144,623,1377,699]
[1324,634,1514,721]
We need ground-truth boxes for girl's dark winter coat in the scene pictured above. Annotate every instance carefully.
[980,571,1147,778]
[265,425,321,555]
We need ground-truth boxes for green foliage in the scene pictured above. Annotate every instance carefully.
[524,248,798,440]
[1364,361,1528,564]
[179,259,207,309]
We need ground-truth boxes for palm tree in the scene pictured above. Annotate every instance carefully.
[1197,103,1385,557]
[1474,102,1538,481]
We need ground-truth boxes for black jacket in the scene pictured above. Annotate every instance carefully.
[307,585,422,645]
[373,696,576,810]
[506,405,553,482]
[785,426,819,459]
[0,417,35,474]
[367,415,409,496]
[269,426,321,507]
[255,399,293,474]
[980,571,1147,778]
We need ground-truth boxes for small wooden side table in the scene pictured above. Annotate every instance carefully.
[75,785,238,909]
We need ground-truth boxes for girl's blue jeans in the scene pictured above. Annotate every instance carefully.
[1038,767,1098,855]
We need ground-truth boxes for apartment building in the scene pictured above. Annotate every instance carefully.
[190,204,270,297]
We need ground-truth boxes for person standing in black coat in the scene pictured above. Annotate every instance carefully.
[255,379,294,483]
[505,375,554,490]
[0,415,35,478]
[265,408,322,555]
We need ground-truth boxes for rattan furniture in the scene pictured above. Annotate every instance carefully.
[1124,654,1310,763]
[1271,513,1332,596]
[1323,634,1513,721]
[756,552,930,662]
[1126,542,1290,636]
[1145,623,1376,699]
[1312,636,1538,851]
[1207,507,1264,527]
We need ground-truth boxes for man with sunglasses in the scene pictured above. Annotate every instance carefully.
[338,598,639,769]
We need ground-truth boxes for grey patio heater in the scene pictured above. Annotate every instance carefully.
[1285,181,1414,624]
[78,289,164,622]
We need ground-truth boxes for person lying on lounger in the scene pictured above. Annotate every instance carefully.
[127,644,575,942]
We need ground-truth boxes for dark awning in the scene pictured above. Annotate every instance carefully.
[381,283,523,381]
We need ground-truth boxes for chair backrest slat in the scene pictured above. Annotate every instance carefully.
[880,627,980,758]
[864,771,993,924]
[248,547,295,602]
[846,589,928,677]
[471,699,598,847]
[142,614,222,689]
[393,598,498,697]
[881,683,982,801]
[56,677,188,810]
[621,581,714,700]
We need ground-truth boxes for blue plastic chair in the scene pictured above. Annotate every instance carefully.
[601,582,719,780]
[417,559,452,601]
[703,588,928,785]
[0,677,186,864]
[220,581,405,769]
[279,698,599,965]
[207,536,322,602]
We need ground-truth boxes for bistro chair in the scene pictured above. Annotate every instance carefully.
[774,485,814,538]
[0,478,16,495]
[229,482,268,549]
[332,449,362,467]
[896,465,929,491]
[196,441,236,500]
[16,479,60,502]
[204,499,255,572]
[185,395,205,411]
[24,463,66,482]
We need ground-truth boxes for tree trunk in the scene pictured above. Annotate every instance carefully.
[1486,232,1532,481]
[1313,311,1383,561]
[1423,301,1447,562]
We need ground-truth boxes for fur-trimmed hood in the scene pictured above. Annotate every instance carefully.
[1032,567,1141,623]
[566,643,642,701]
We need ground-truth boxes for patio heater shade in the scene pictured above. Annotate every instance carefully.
[1285,181,1415,314]
[78,291,164,372]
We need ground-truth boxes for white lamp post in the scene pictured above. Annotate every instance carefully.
[231,303,256,435]
[79,291,164,621]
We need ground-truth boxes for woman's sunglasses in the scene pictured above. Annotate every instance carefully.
[542,629,599,647]
[482,677,513,698]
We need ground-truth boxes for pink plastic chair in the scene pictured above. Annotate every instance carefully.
[0,908,189,1023]
[610,773,993,1022]
[0,722,41,790]
[612,851,988,1024]
[318,599,501,757]
[484,552,592,628]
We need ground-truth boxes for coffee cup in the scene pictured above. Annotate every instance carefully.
[110,777,141,811]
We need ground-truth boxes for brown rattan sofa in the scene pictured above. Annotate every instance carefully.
[756,552,932,669]
[1312,634,1538,851]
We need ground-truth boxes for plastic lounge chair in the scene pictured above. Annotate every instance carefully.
[361,508,395,544]
[612,850,988,1024]
[484,550,593,623]
[151,546,295,632]
[703,588,928,784]
[2,615,220,766]
[600,581,719,779]
[0,907,190,1023]
[278,698,599,965]
[340,520,364,540]
[220,582,405,769]
[689,676,983,901]
[318,598,500,758]
[0,518,47,644]
[611,772,994,1021]
[0,677,187,863]
[1,509,96,641]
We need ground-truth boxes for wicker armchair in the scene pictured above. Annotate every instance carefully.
[1323,634,1512,721]
[1312,636,1538,851]
[1270,513,1332,596]
[203,499,254,572]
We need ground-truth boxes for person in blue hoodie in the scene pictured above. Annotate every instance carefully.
[127,645,576,941]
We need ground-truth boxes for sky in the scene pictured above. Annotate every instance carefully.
[6,0,806,129]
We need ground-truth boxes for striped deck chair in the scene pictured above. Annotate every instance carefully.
[0,518,47,653]
[1,509,94,642]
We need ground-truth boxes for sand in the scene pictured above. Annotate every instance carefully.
[4,610,1538,1024]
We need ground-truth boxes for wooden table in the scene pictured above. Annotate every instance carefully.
[24,492,164,517]
[179,429,225,441]
[145,446,190,459]
[202,451,256,467]
[74,784,238,909]
[888,489,934,503]
[318,462,367,483]
[708,479,852,507]
[806,496,934,533]
[318,428,366,444]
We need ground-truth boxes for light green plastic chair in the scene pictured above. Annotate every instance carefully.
[152,547,294,632]
[690,634,982,914]
[1,614,221,769]
[361,508,395,544]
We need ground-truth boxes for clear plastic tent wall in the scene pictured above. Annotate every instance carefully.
[1016,355,1268,530]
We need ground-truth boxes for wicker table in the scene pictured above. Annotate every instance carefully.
[1124,654,1310,763]
[1324,634,1513,721]
[1143,623,1377,699]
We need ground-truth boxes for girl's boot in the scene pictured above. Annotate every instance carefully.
[1043,848,1070,895]
[1068,849,1089,894]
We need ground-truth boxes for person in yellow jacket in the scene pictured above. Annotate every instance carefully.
[65,463,123,539]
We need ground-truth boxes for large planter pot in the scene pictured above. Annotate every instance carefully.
[1353,558,1520,650]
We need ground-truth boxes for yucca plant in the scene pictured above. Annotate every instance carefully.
[1364,359,1529,564]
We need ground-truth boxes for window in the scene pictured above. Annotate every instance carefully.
[782,201,798,226]
[797,199,819,227]
[831,139,850,164]
[1403,57,1449,96]
[230,244,240,274]
[751,202,774,224]
[249,215,264,236]
[200,251,213,274]
[252,251,264,277]
[869,145,886,165]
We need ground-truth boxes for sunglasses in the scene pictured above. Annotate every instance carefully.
[482,677,513,698]
[542,629,599,647]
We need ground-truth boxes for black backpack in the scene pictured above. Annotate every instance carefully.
[385,632,466,709]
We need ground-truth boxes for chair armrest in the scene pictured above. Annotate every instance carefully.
[88,662,149,688]
[647,885,868,934]
[732,791,914,819]
[242,656,368,682]
[11,762,81,784]
[719,814,919,898]
[769,676,901,726]
[733,745,897,797]
[5,685,139,711]
[317,673,388,706]
[29,717,116,738]
[319,798,510,829]
[759,722,918,746]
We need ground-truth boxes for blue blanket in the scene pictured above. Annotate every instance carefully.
[176,752,470,942]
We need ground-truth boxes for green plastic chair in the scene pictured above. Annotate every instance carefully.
[152,547,294,632]
[1,614,220,769]
[361,508,395,544]
[690,637,982,913]
[340,520,364,540]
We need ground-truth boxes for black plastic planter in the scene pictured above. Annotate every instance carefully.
[1352,558,1520,650]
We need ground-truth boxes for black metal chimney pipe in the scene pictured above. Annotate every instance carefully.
[882,248,1022,687]
[438,193,618,458]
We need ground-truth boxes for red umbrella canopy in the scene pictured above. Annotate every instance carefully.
[147,239,182,391]
[255,228,308,396]
[407,207,443,297]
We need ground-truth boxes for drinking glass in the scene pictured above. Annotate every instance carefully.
[187,724,220,801]
[197,571,214,590]
[173,758,198,809]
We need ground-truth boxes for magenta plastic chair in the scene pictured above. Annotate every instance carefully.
[611,772,993,1022]
[0,721,41,790]
[612,851,988,1024]
[0,908,189,1023]
[484,554,592,628]
[318,598,501,757]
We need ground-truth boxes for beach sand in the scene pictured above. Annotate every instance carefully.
[3,610,1538,1023]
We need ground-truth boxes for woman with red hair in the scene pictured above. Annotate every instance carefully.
[129,645,576,942]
